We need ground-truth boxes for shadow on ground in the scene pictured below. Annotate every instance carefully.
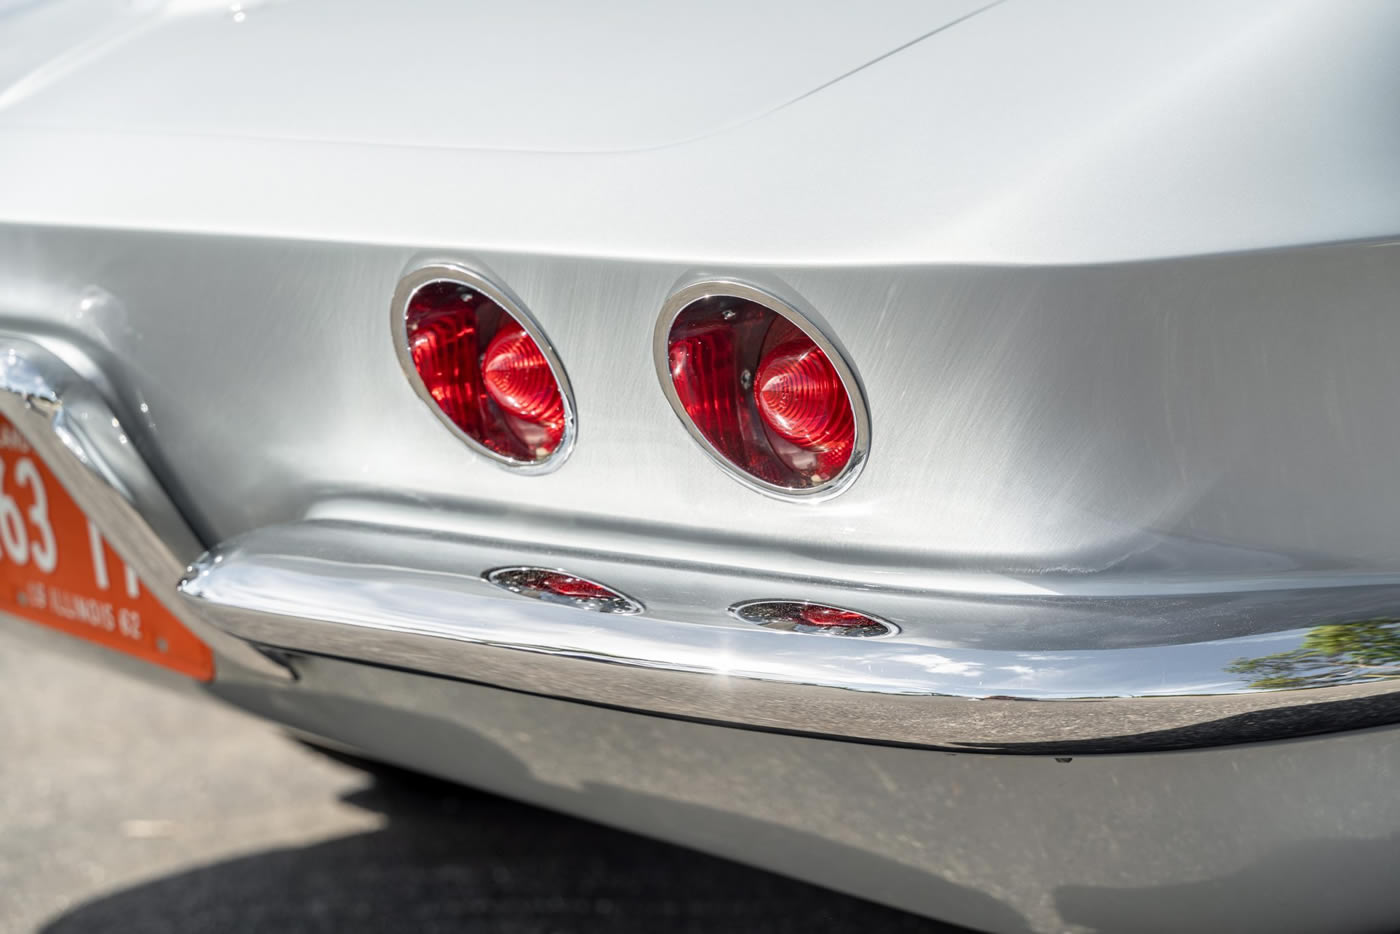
[41,751,968,934]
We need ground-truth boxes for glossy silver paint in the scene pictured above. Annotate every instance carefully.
[210,652,1400,934]
[5,1,1398,264]
[9,231,1400,596]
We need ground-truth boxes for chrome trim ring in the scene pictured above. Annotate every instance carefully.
[485,566,644,615]
[729,599,898,638]
[652,280,871,500]
[391,262,577,474]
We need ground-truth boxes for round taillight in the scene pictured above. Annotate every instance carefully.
[656,282,867,495]
[394,265,573,468]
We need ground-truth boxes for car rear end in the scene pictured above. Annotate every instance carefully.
[5,1,1400,932]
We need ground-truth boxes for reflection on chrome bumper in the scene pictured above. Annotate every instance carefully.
[180,519,1400,752]
[6,331,1400,752]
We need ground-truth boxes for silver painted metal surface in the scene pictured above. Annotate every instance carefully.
[211,649,1400,934]
[1,1,1396,264]
[653,279,871,499]
[390,262,577,472]
[4,2,1399,264]
[0,0,998,155]
[182,517,1400,753]
[8,229,1400,602]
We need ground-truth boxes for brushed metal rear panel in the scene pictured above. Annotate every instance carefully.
[4,227,1400,598]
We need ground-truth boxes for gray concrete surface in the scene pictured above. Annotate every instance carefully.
[0,633,963,933]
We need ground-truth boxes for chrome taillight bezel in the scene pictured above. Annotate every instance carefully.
[653,279,871,500]
[391,262,576,473]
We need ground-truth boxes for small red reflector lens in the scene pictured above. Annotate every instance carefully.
[402,278,568,464]
[731,600,894,638]
[485,567,643,615]
[539,574,614,600]
[663,294,860,492]
[799,605,874,628]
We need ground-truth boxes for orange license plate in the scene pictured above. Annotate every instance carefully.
[0,414,212,680]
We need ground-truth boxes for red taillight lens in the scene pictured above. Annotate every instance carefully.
[664,294,860,491]
[403,279,568,464]
[755,321,854,478]
[483,319,565,450]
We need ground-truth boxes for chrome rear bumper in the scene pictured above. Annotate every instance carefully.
[181,518,1400,753]
[5,332,1400,753]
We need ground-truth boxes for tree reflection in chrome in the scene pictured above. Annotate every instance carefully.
[1228,618,1400,690]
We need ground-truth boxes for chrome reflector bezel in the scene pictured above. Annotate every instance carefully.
[391,262,577,473]
[730,599,897,638]
[485,566,644,615]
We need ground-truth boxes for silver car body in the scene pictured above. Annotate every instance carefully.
[5,1,1400,931]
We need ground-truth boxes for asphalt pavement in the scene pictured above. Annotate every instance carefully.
[0,633,965,934]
